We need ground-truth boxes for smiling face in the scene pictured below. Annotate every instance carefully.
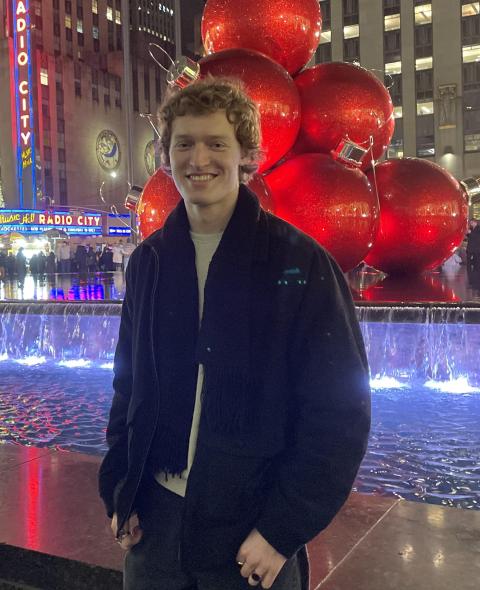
[169,110,247,211]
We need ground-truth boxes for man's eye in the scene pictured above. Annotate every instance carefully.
[212,143,226,149]
[175,142,190,148]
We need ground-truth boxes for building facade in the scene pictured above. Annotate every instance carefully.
[0,0,196,214]
[316,0,480,191]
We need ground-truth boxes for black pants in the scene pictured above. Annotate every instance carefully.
[124,476,302,590]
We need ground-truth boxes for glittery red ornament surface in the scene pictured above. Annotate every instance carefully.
[201,0,322,75]
[364,159,468,275]
[200,49,301,173]
[247,174,275,213]
[137,169,181,241]
[293,62,395,170]
[265,153,379,271]
[137,169,274,240]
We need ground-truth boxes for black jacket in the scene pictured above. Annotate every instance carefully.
[98,191,371,572]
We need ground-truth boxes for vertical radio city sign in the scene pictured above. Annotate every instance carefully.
[10,0,37,207]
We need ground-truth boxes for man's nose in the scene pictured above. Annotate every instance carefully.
[189,144,210,168]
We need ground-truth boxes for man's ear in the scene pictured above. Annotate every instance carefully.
[240,150,251,167]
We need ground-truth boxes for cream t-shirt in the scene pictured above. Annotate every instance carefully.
[154,230,223,496]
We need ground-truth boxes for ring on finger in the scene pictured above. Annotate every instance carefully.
[251,572,262,583]
[116,530,130,544]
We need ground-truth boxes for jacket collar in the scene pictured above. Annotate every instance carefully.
[144,183,269,263]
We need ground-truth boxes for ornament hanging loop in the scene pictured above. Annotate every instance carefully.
[140,113,161,139]
[148,43,200,88]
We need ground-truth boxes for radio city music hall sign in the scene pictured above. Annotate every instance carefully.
[0,210,102,228]
[14,1,33,165]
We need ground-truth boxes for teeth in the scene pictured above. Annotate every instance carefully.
[189,174,215,181]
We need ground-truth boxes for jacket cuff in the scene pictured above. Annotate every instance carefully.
[255,513,306,560]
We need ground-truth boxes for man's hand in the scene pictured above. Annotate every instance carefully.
[111,512,143,551]
[236,528,287,589]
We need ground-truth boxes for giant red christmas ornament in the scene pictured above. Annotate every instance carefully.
[265,153,379,271]
[293,62,395,170]
[364,158,468,275]
[247,173,274,213]
[137,168,181,240]
[200,49,301,172]
[201,0,322,76]
[137,169,275,240]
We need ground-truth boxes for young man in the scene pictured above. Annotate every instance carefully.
[98,78,371,590]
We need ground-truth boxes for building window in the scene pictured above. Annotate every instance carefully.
[414,4,432,26]
[417,99,434,116]
[104,93,111,107]
[75,80,81,97]
[94,39,100,52]
[66,28,72,41]
[107,6,113,21]
[384,29,401,63]
[462,3,480,18]
[59,179,68,205]
[343,0,359,25]
[464,61,480,89]
[388,73,402,105]
[78,32,84,46]
[58,148,66,163]
[415,23,433,58]
[65,15,72,28]
[92,86,99,102]
[387,117,403,159]
[384,13,400,31]
[44,146,52,161]
[316,43,332,63]
[116,25,123,49]
[462,10,480,45]
[343,37,360,62]
[320,0,331,30]
[384,0,400,15]
[344,24,359,39]
[77,20,83,33]
[115,9,121,24]
[56,87,64,105]
[416,56,433,70]
[40,68,48,85]
[57,118,65,133]
[92,0,98,14]
[416,114,435,156]
[65,1,71,14]
[416,68,433,99]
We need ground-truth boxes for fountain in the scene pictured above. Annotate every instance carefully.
[0,300,479,510]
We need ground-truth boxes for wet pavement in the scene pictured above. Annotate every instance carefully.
[1,263,480,305]
[0,443,478,589]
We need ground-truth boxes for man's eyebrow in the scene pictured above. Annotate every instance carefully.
[172,134,231,141]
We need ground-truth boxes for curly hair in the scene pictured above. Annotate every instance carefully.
[157,76,263,183]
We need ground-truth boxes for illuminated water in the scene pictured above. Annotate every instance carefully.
[1,306,479,509]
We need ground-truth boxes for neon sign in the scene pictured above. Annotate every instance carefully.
[11,0,37,207]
